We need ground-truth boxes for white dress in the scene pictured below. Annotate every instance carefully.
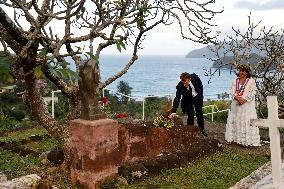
[225,77,261,146]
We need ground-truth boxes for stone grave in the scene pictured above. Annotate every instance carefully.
[69,118,222,188]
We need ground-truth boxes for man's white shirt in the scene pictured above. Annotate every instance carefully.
[189,82,198,97]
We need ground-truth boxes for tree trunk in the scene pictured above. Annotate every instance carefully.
[23,73,69,144]
[79,59,106,120]
[67,92,81,121]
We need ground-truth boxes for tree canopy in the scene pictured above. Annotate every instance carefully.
[0,0,222,145]
[206,14,284,117]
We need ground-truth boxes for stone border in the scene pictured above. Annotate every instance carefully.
[229,161,272,189]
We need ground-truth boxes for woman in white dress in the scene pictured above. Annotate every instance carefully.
[225,64,261,146]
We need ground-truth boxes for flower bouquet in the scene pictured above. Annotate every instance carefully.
[153,111,174,129]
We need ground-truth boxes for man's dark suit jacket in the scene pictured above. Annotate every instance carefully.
[171,73,203,113]
[190,73,203,101]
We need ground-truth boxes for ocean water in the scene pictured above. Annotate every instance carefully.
[74,55,236,100]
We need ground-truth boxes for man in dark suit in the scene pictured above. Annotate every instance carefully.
[170,72,208,137]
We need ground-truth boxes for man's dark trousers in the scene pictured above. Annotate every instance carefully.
[186,93,204,131]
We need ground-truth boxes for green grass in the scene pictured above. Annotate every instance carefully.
[0,147,42,179]
[23,138,59,152]
[0,127,49,142]
[117,149,269,189]
[0,127,59,153]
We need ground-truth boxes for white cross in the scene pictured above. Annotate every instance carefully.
[251,96,284,189]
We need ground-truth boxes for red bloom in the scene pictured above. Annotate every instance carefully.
[102,96,107,106]
[115,113,127,118]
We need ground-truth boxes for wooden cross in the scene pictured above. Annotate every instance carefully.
[251,96,284,189]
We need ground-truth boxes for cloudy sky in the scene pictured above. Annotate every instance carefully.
[130,0,284,56]
[1,0,284,56]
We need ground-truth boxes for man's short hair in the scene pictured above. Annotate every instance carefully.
[180,72,191,81]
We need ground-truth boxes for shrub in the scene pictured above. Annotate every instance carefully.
[144,97,170,119]
[0,92,28,121]
[117,81,133,103]
[9,109,25,121]
[0,110,17,131]
[0,92,20,104]
[2,105,26,121]
[203,100,231,122]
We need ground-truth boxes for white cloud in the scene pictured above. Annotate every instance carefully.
[234,0,284,10]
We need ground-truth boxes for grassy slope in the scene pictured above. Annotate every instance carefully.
[0,127,269,189]
[117,149,268,189]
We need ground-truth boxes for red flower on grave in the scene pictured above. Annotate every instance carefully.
[102,96,107,106]
[115,113,127,118]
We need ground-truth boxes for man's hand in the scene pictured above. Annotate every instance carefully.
[168,113,177,118]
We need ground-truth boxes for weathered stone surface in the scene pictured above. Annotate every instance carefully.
[0,172,7,182]
[39,151,50,165]
[129,163,148,179]
[155,156,169,172]
[230,162,272,189]
[70,120,218,188]
[70,119,119,189]
[47,147,64,165]
[79,59,106,120]
[117,138,223,184]
[0,174,41,189]
[142,159,159,175]
[173,117,184,126]
[121,125,200,163]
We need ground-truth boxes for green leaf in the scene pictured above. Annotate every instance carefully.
[75,46,82,52]
[120,41,126,50]
[58,60,70,68]
[115,40,126,53]
[39,49,47,58]
[68,70,80,80]
[54,68,79,81]
[86,52,99,64]
[81,6,86,14]
[76,13,81,20]
[116,40,122,52]
[0,52,13,84]
[56,68,69,79]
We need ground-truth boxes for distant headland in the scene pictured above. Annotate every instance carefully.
[185,44,263,69]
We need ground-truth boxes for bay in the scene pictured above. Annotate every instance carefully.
[70,55,235,100]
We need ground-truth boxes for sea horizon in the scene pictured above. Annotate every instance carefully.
[84,55,236,100]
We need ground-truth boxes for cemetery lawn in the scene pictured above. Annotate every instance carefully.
[0,127,77,189]
[116,148,269,189]
[0,125,270,189]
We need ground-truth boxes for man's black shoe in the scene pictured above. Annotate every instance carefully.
[201,129,208,137]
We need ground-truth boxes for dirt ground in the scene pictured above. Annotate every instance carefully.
[203,120,273,157]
